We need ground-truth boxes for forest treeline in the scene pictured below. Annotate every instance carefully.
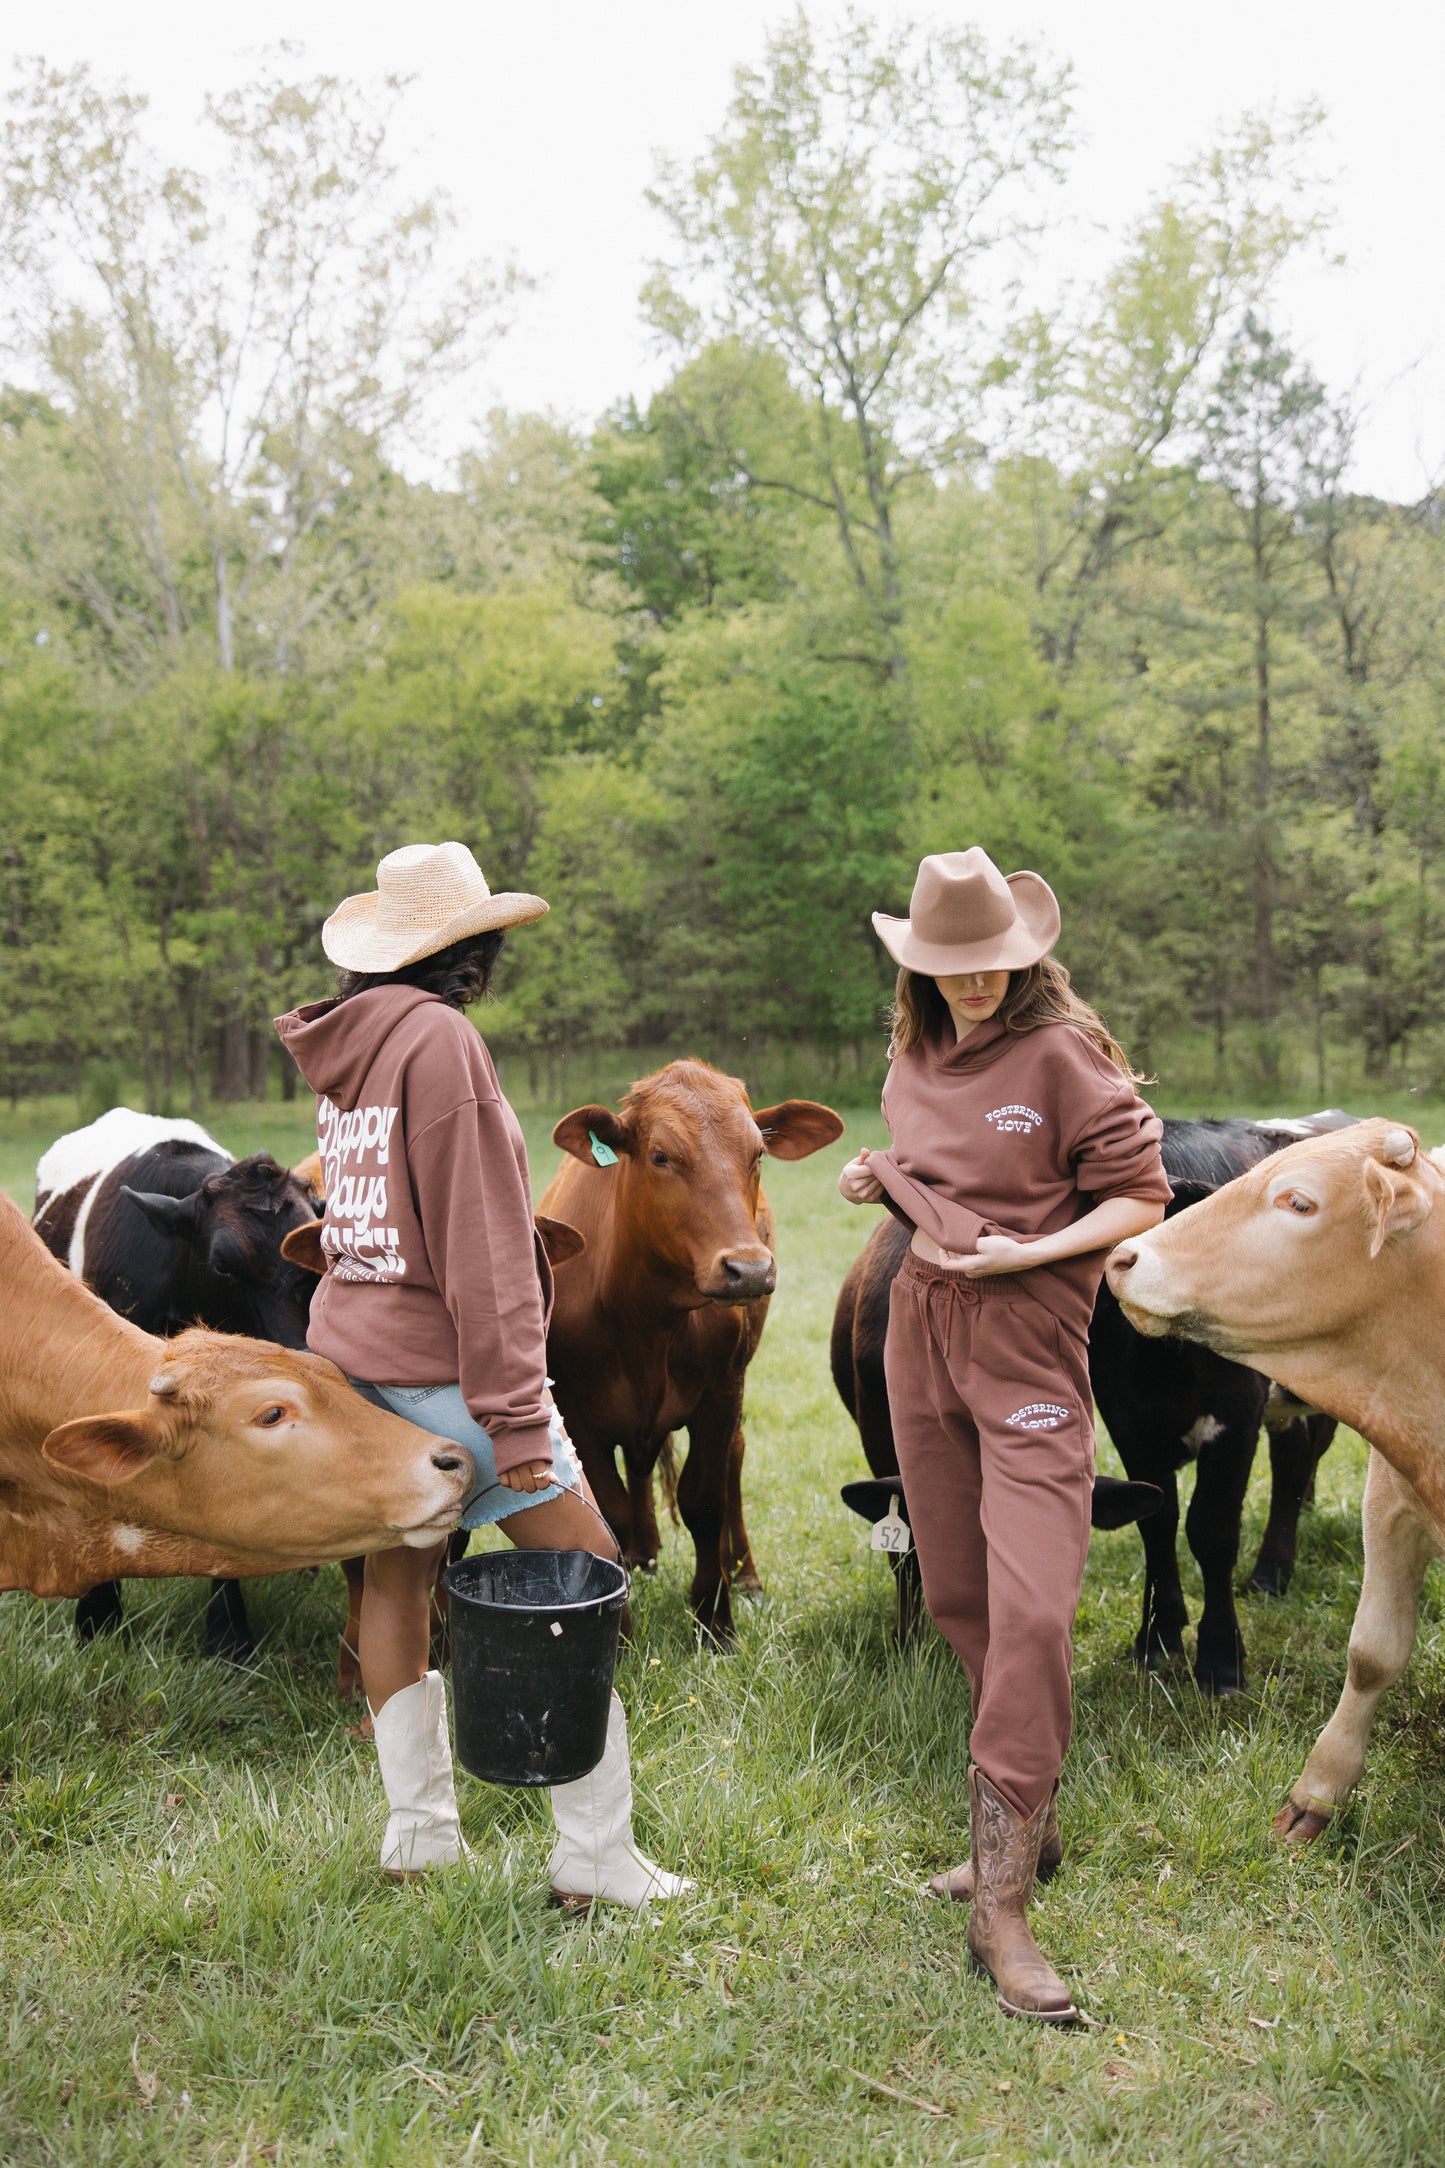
[2,17,1442,1113]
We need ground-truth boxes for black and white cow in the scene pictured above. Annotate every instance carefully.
[34,1109,322,1654]
[832,1113,1350,1693]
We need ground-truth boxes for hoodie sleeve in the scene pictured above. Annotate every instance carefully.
[406,1098,554,1472]
[864,1151,1005,1252]
[1068,1070,1172,1205]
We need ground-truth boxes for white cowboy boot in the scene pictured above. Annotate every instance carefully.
[548,1694,693,1910]
[371,1670,471,1878]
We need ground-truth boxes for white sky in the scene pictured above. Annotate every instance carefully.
[6,0,1442,499]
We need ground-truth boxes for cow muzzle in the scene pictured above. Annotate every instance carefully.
[1104,1240,1176,1337]
[396,1444,474,1545]
[700,1252,777,1304]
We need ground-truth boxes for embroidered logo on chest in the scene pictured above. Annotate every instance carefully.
[1005,1402,1071,1431]
[986,1103,1044,1136]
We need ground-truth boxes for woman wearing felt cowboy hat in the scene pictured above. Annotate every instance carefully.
[837,848,1170,2023]
[275,843,689,1906]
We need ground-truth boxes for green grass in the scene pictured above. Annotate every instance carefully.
[2,1103,1443,2164]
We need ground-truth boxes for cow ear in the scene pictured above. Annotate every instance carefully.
[121,1186,201,1243]
[280,1220,327,1276]
[753,1101,846,1161]
[1363,1157,1433,1258]
[292,1151,326,1207]
[535,1214,586,1268]
[553,1107,633,1165]
[42,1412,166,1484]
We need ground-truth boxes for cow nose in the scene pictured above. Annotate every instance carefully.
[430,1449,470,1479]
[1110,1244,1138,1275]
[720,1256,775,1300]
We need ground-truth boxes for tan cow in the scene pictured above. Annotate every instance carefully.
[0,1189,473,1600]
[1103,1119,1444,1844]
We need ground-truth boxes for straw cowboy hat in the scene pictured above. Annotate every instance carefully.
[322,842,548,973]
[872,848,1060,976]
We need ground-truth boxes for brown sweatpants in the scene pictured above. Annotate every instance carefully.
[884,1252,1095,1819]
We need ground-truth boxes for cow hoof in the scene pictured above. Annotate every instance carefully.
[1192,1657,1246,1698]
[207,1629,256,1665]
[1133,1634,1185,1671]
[1245,1564,1290,1599]
[1271,1796,1331,1845]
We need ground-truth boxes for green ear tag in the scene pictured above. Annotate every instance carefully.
[589,1130,619,1167]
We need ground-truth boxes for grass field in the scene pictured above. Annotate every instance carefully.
[1,1094,1442,2165]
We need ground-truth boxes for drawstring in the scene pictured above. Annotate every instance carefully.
[915,1262,981,1361]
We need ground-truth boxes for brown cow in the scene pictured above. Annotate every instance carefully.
[1104,1120,1445,1844]
[0,1188,472,1601]
[539,1061,844,1640]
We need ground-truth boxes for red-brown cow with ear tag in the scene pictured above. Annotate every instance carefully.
[1104,1119,1445,1846]
[541,1059,844,1639]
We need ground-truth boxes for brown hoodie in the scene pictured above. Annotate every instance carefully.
[869,1016,1171,1334]
[275,987,553,1473]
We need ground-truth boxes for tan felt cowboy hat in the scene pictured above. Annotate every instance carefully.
[322,842,548,972]
[872,848,1060,976]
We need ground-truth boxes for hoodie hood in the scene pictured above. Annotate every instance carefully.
[929,1014,1013,1073]
[275,986,441,1111]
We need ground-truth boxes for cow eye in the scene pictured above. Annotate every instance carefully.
[1275,1190,1317,1217]
[650,1150,669,1169]
[256,1405,286,1427]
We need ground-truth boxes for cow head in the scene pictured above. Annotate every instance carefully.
[121,1154,322,1347]
[1105,1120,1440,1367]
[39,1330,472,1563]
[554,1061,844,1306]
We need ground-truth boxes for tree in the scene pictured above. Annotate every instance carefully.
[0,56,515,679]
[645,7,1071,706]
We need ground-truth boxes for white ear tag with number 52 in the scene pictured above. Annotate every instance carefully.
[871,1494,912,1556]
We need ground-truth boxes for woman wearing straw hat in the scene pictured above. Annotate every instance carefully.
[276,843,690,1906]
[838,848,1170,2022]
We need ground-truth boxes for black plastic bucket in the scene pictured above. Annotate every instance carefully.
[443,1549,629,1787]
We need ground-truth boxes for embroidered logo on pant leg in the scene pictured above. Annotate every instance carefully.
[1005,1401,1071,1430]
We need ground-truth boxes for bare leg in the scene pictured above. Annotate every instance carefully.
[501,1473,622,1562]
[358,1538,448,1712]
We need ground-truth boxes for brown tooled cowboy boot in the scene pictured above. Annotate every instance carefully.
[928,1785,1062,1903]
[966,1766,1077,2024]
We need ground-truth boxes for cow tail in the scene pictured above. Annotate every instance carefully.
[656,1433,681,1527]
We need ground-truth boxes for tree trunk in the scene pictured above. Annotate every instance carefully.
[247,1023,270,1101]
[212,1012,251,1102]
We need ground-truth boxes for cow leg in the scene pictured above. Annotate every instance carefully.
[1248,1415,1338,1597]
[621,1438,664,1572]
[1185,1417,1258,1696]
[338,1557,366,1699]
[568,1423,636,1562]
[76,1580,124,1641]
[205,1577,255,1662]
[723,1420,763,1600]
[1275,1451,1442,1844]
[678,1396,741,1645]
[1131,1467,1188,1665]
[428,1529,470,1671]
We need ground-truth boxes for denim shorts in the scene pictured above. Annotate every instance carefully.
[347,1379,583,1529]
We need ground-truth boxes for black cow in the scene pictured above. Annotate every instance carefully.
[34,1116,321,1656]
[831,1115,1349,1693]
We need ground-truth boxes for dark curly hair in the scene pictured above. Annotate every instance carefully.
[336,930,506,1011]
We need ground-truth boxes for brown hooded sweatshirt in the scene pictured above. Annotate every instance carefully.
[869,1016,1171,1336]
[274,987,553,1474]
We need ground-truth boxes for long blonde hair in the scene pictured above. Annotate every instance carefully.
[887,957,1145,1080]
